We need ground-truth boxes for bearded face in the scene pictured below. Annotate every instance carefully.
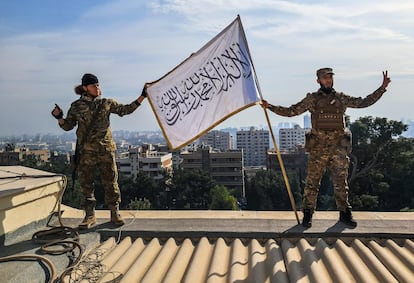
[318,74,334,93]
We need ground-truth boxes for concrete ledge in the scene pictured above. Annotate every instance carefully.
[61,206,414,220]
[59,208,414,241]
[0,166,65,240]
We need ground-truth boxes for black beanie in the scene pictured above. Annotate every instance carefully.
[81,73,99,86]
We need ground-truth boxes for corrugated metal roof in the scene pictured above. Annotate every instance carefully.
[62,236,414,283]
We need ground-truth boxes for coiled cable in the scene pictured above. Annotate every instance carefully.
[0,172,83,283]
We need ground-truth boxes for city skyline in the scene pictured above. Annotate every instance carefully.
[1,1,413,136]
[2,114,414,141]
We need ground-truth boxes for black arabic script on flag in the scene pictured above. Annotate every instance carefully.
[157,43,252,126]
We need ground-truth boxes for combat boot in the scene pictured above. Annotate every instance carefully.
[78,207,96,229]
[339,208,357,228]
[110,205,125,226]
[302,209,313,228]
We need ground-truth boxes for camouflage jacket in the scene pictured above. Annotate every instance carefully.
[268,86,386,133]
[60,95,140,152]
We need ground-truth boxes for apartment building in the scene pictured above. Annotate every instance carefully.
[116,144,172,180]
[0,151,21,166]
[0,146,50,166]
[266,146,308,181]
[278,124,309,151]
[199,130,234,151]
[180,146,244,194]
[236,127,269,166]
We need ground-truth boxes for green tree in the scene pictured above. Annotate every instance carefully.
[316,173,335,210]
[119,172,160,209]
[19,154,43,168]
[349,116,407,184]
[245,170,301,210]
[62,182,82,209]
[210,185,237,210]
[168,168,216,209]
[349,116,414,211]
[128,197,152,210]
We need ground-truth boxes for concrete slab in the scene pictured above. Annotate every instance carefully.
[59,207,414,240]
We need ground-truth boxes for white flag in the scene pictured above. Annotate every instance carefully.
[146,16,261,150]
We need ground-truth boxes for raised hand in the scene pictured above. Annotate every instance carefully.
[261,100,269,109]
[381,70,391,89]
[51,104,63,119]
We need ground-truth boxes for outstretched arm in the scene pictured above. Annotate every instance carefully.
[111,84,149,116]
[51,104,78,130]
[135,83,148,105]
[260,96,310,117]
[344,71,391,109]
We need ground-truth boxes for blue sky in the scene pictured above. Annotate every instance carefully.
[1,0,413,136]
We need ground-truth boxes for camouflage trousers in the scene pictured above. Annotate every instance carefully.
[303,133,352,212]
[77,150,121,210]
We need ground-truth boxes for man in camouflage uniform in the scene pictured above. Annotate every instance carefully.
[262,68,391,228]
[52,73,147,229]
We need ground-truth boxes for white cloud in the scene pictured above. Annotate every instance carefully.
[0,0,413,135]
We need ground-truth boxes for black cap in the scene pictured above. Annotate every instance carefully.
[81,73,99,86]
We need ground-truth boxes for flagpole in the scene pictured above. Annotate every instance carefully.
[262,107,300,224]
[237,16,300,224]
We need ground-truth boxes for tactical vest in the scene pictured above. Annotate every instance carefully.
[313,94,345,130]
